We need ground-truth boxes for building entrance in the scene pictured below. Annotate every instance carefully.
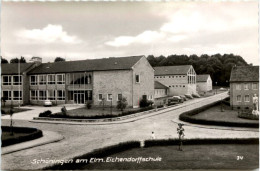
[74,93,85,104]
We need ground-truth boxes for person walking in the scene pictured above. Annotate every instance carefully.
[177,123,185,151]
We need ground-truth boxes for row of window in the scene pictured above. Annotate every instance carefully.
[169,85,186,88]
[30,74,65,85]
[236,83,258,90]
[2,76,22,85]
[155,89,167,95]
[98,94,123,101]
[236,95,257,102]
[2,90,22,100]
[30,90,65,100]
[155,75,186,79]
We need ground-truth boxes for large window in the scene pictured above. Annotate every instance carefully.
[13,75,22,85]
[30,75,38,85]
[30,90,38,100]
[47,75,56,84]
[252,83,258,90]
[48,90,56,100]
[236,84,241,90]
[135,74,140,83]
[237,95,241,102]
[244,83,249,90]
[39,90,47,100]
[13,91,22,100]
[39,75,47,85]
[245,95,250,102]
[2,76,11,85]
[3,91,11,100]
[57,90,65,100]
[57,74,65,84]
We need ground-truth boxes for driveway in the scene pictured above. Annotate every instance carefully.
[1,92,258,170]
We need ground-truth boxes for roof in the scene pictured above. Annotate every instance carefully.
[28,56,144,74]
[1,63,34,75]
[154,81,168,89]
[197,75,210,82]
[154,65,192,75]
[230,66,259,82]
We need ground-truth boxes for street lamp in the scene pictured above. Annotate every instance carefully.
[110,97,113,115]
[215,81,218,94]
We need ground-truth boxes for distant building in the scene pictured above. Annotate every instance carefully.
[1,63,37,106]
[230,66,259,110]
[27,56,154,108]
[154,65,196,96]
[154,81,168,99]
[196,74,212,92]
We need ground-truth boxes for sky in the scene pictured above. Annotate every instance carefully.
[1,1,259,64]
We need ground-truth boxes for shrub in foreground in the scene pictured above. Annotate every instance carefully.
[39,110,52,117]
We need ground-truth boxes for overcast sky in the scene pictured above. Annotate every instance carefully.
[1,1,259,64]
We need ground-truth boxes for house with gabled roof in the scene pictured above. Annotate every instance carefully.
[1,63,37,106]
[154,65,196,96]
[27,55,154,108]
[196,74,212,93]
[230,65,259,110]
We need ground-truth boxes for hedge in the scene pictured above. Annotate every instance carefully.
[144,138,259,147]
[43,141,140,170]
[179,99,259,128]
[2,126,43,147]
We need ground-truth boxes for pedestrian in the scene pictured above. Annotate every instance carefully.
[177,123,185,151]
[151,131,155,140]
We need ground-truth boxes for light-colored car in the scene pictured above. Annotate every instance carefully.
[180,95,188,101]
[185,94,193,99]
[44,100,52,107]
[192,93,201,98]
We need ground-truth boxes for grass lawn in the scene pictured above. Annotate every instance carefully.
[1,107,31,115]
[2,131,30,141]
[192,104,258,124]
[81,144,258,170]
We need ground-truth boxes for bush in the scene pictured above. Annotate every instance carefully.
[1,109,6,114]
[39,110,52,117]
[86,102,92,109]
[117,97,128,111]
[238,112,259,120]
[140,98,151,108]
[61,106,67,115]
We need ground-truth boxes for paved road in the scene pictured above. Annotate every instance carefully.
[1,92,258,170]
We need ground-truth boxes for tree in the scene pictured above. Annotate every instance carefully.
[117,97,128,112]
[10,57,26,63]
[1,57,8,64]
[54,57,66,62]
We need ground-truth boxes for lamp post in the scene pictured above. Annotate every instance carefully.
[110,97,113,115]
[215,81,218,94]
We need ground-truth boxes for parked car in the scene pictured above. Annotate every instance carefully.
[180,95,188,101]
[192,93,201,98]
[168,96,183,105]
[44,100,52,107]
[185,94,193,99]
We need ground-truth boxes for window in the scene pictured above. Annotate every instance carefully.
[245,95,250,102]
[183,85,185,87]
[135,74,140,83]
[169,86,171,87]
[117,94,122,101]
[3,91,11,100]
[236,84,241,90]
[57,74,65,84]
[237,95,241,102]
[39,90,47,100]
[2,76,11,85]
[98,94,103,101]
[13,75,22,85]
[57,90,65,100]
[252,83,258,90]
[48,90,56,100]
[148,95,153,100]
[30,90,38,100]
[47,75,56,84]
[30,75,38,85]
[244,83,249,90]
[13,91,22,100]
[107,94,112,101]
[39,75,47,85]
